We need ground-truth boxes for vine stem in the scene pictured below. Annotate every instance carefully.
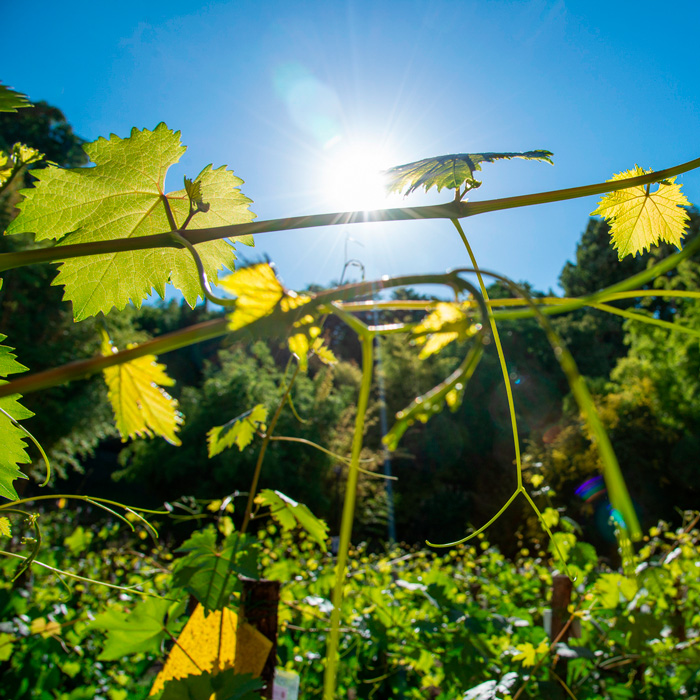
[0,550,172,598]
[323,330,374,700]
[240,362,301,534]
[1,156,698,272]
[451,218,523,488]
[0,271,485,401]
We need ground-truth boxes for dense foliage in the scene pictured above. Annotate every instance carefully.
[3,508,700,699]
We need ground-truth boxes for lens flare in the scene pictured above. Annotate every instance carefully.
[575,475,605,503]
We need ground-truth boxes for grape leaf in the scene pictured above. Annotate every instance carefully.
[91,597,177,661]
[0,331,33,500]
[513,641,549,667]
[384,150,553,197]
[412,302,479,359]
[7,123,255,320]
[172,527,259,613]
[159,669,262,700]
[220,263,310,331]
[255,489,329,551]
[311,337,337,366]
[0,83,30,112]
[0,144,43,186]
[101,333,183,445]
[287,315,336,371]
[591,166,690,259]
[207,404,268,457]
[0,517,11,537]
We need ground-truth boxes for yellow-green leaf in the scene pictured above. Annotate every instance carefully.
[0,143,43,186]
[412,302,479,359]
[220,263,310,331]
[512,642,537,666]
[207,404,268,457]
[0,517,11,537]
[384,150,553,197]
[311,337,337,366]
[287,315,333,372]
[255,489,329,550]
[0,328,33,500]
[0,632,14,661]
[102,335,183,445]
[0,83,30,112]
[512,640,548,667]
[7,124,255,320]
[591,166,691,259]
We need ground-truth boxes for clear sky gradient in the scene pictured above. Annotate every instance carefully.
[6,0,700,299]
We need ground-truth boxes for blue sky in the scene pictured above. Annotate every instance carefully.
[5,0,700,298]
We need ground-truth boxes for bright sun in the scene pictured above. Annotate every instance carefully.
[319,141,396,211]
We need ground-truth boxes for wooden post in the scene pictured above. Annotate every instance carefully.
[550,574,573,692]
[550,574,573,644]
[241,578,281,699]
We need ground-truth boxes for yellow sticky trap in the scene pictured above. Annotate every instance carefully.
[150,604,272,695]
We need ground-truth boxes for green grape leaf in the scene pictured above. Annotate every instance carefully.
[159,669,262,700]
[384,343,483,452]
[7,123,255,320]
[102,333,183,445]
[0,331,33,500]
[220,263,310,331]
[91,597,177,661]
[0,83,30,112]
[412,302,480,359]
[591,166,690,259]
[172,527,259,613]
[255,489,329,551]
[384,150,553,197]
[207,405,268,457]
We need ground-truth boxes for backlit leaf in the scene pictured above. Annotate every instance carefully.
[512,640,548,667]
[412,302,479,359]
[101,333,183,445]
[311,337,337,366]
[207,405,268,457]
[0,517,11,537]
[0,329,33,500]
[255,489,328,551]
[0,83,30,112]
[151,604,270,697]
[7,124,255,320]
[287,315,334,371]
[91,597,175,660]
[591,166,690,259]
[220,263,310,331]
[0,143,43,186]
[385,150,553,197]
[172,526,259,613]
